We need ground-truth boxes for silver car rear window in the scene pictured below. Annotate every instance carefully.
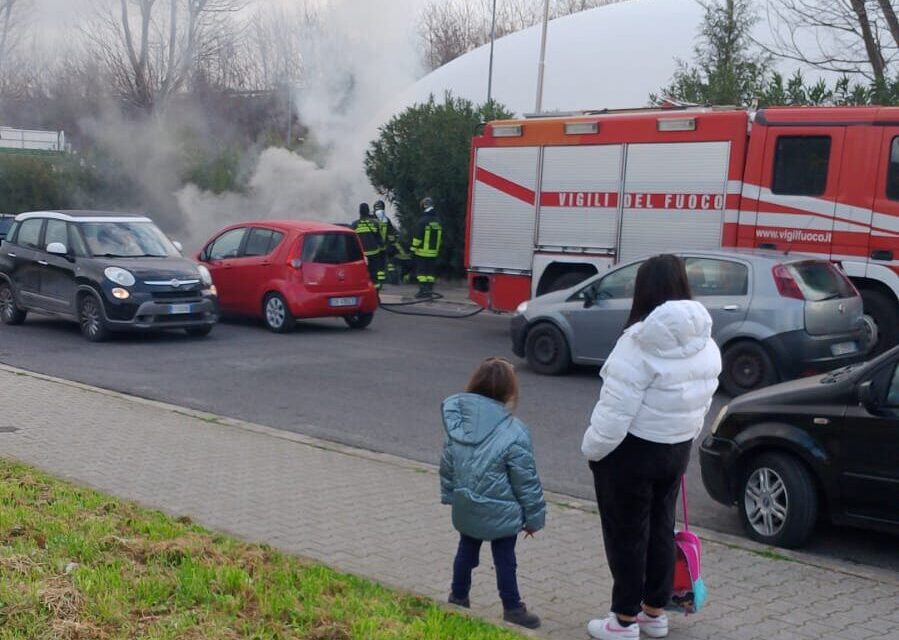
[786,261,856,302]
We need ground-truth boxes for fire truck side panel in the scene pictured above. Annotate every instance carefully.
[537,145,623,251]
[869,126,899,285]
[746,125,847,258]
[468,146,540,273]
[618,141,731,262]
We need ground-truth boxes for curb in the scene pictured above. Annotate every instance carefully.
[1,363,896,589]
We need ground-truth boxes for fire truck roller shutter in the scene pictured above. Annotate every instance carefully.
[537,145,623,251]
[469,146,540,273]
[618,141,731,262]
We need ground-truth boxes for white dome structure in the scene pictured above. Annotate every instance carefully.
[395,0,832,117]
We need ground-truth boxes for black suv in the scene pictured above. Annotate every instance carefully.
[701,347,899,548]
[0,211,219,341]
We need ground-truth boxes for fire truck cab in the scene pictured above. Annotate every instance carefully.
[465,106,899,351]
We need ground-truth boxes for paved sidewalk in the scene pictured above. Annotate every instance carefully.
[1,366,897,640]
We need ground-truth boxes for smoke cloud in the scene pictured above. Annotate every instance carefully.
[174,0,425,249]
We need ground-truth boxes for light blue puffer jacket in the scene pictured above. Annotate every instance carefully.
[440,393,546,541]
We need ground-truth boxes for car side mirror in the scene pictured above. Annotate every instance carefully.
[46,242,68,256]
[582,287,597,309]
[858,380,880,412]
[172,240,184,253]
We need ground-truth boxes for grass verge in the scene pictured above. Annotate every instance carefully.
[0,459,521,639]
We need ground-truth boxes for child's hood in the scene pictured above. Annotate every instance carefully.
[442,393,512,445]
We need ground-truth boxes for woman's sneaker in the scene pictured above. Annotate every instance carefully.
[636,611,669,638]
[503,603,541,629]
[587,614,639,640]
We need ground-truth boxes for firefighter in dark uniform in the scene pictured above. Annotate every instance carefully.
[411,196,443,298]
[352,202,385,289]
[374,200,401,285]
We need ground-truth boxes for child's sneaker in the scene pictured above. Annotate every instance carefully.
[503,603,541,629]
[447,593,470,608]
[587,614,639,639]
[636,611,669,638]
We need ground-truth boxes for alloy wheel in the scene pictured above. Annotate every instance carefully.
[266,297,286,329]
[744,467,789,538]
[80,298,101,338]
[0,286,13,320]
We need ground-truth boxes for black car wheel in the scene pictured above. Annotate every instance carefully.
[263,293,295,333]
[0,282,26,325]
[79,294,109,342]
[525,322,571,375]
[344,312,374,330]
[739,452,818,548]
[720,341,777,397]
[860,289,897,356]
[185,325,213,338]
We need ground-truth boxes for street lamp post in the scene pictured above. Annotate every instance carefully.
[535,0,550,113]
[487,0,497,105]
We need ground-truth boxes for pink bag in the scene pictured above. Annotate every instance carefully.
[668,477,706,615]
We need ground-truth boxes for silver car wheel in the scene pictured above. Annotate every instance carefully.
[862,314,879,350]
[266,297,286,329]
[744,467,789,538]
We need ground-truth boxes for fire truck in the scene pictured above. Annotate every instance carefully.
[465,106,899,350]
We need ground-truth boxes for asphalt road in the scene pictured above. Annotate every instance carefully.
[1,303,896,574]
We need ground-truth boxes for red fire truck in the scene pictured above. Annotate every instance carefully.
[465,106,899,349]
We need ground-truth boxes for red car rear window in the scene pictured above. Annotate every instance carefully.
[301,232,363,264]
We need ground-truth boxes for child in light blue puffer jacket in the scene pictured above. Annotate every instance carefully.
[440,356,546,630]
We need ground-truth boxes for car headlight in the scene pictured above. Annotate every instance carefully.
[197,264,213,286]
[516,301,529,314]
[104,267,135,287]
[710,404,729,435]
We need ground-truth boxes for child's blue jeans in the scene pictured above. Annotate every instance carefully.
[451,533,521,610]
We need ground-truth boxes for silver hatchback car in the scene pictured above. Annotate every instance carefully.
[511,250,871,396]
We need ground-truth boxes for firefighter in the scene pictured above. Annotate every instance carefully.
[374,200,401,285]
[411,196,443,298]
[352,202,385,289]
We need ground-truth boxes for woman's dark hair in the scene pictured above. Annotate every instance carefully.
[466,357,519,409]
[625,254,692,328]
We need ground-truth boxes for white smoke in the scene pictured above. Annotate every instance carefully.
[175,0,424,249]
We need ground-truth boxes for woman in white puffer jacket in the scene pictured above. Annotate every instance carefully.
[581,254,721,640]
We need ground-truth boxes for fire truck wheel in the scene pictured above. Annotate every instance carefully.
[720,340,777,397]
[860,289,898,356]
[525,322,571,375]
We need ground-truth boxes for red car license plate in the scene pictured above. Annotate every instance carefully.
[329,296,358,307]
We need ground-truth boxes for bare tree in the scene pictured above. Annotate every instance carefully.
[241,2,319,90]
[0,0,30,79]
[417,0,626,71]
[764,0,899,82]
[87,0,247,109]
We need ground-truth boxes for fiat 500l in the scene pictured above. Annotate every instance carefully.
[0,211,219,341]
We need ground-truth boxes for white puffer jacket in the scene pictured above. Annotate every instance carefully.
[581,300,722,462]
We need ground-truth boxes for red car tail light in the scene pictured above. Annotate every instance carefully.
[772,264,805,300]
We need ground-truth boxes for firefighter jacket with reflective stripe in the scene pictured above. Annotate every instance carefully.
[412,211,442,258]
[352,217,384,256]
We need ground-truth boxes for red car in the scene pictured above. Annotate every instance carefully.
[196,220,378,332]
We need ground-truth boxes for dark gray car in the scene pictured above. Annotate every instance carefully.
[511,249,871,396]
[0,211,219,342]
